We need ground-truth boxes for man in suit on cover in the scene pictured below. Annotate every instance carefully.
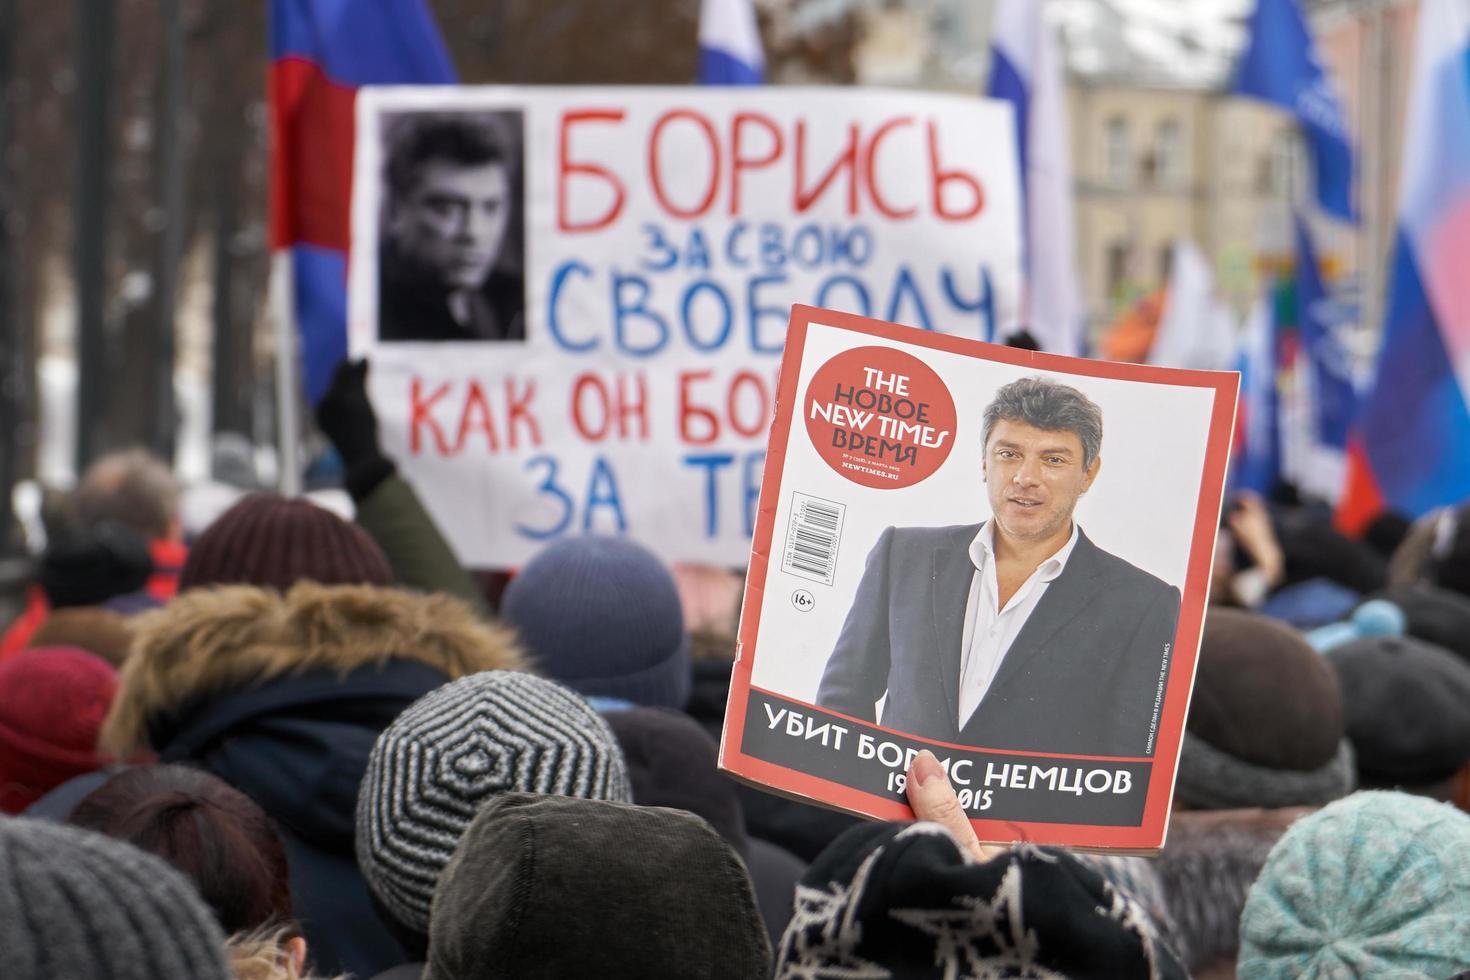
[816,377,1180,757]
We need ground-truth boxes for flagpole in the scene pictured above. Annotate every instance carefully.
[270,252,302,497]
[268,0,456,503]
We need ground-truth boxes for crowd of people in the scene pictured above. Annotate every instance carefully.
[4,359,1470,979]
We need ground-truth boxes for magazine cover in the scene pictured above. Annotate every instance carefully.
[719,305,1239,852]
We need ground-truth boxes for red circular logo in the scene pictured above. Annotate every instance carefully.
[803,346,957,489]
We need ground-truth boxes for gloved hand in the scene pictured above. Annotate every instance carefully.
[316,359,395,500]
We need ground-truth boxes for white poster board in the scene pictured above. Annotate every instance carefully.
[348,86,1021,566]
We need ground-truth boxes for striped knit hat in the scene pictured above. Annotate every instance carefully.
[179,493,393,593]
[0,817,232,980]
[356,670,632,934]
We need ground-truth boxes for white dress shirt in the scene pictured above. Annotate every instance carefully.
[957,522,1080,726]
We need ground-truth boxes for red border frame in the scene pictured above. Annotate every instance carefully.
[718,304,1239,851]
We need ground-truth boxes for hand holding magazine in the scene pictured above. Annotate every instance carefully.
[719,305,1238,853]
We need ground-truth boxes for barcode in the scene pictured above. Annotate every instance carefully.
[782,493,845,586]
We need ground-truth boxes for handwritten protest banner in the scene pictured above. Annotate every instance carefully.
[348,87,1021,566]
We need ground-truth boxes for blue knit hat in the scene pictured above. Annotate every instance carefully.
[501,536,691,709]
[1238,791,1470,978]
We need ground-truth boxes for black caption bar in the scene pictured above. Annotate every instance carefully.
[741,692,1152,827]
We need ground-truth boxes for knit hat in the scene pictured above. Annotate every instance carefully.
[1326,635,1470,787]
[0,647,118,814]
[1303,598,1405,653]
[776,822,1187,979]
[1370,583,1470,663]
[0,817,233,980]
[36,521,153,608]
[357,670,632,935]
[501,536,691,708]
[179,492,393,592]
[1238,791,1470,978]
[424,793,770,980]
[1175,608,1354,809]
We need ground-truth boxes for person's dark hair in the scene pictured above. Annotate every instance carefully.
[385,114,508,199]
[1002,328,1041,351]
[981,376,1103,468]
[70,765,294,935]
[72,448,180,541]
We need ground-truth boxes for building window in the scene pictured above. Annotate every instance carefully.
[1154,119,1183,187]
[1104,116,1131,187]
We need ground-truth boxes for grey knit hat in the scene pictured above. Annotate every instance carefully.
[356,670,633,934]
[0,816,233,980]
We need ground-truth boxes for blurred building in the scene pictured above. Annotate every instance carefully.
[1069,81,1305,330]
[847,0,1420,342]
[1067,0,1421,339]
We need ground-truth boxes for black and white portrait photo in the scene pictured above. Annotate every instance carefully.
[377,110,526,343]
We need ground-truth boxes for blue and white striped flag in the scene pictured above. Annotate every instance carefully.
[698,0,764,85]
[986,0,1081,355]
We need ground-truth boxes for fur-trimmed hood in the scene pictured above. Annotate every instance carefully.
[102,582,525,757]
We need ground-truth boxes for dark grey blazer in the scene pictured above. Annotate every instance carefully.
[815,523,1181,757]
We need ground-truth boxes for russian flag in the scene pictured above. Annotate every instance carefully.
[1233,0,1356,223]
[986,0,1082,356]
[698,0,764,85]
[1339,0,1470,532]
[269,0,456,402]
